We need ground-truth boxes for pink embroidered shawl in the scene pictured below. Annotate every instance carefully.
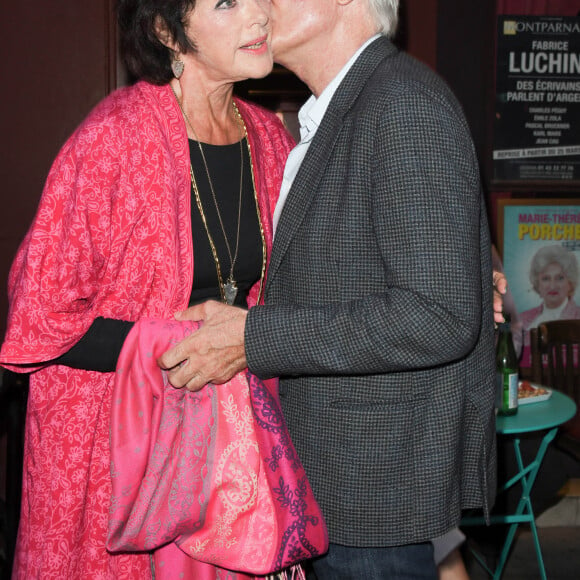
[1,81,295,579]
[108,319,327,578]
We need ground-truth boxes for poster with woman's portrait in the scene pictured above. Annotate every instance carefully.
[498,198,580,365]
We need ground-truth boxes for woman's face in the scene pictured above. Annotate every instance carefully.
[183,0,272,84]
[537,262,572,309]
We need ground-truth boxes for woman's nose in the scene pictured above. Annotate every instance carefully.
[250,0,270,25]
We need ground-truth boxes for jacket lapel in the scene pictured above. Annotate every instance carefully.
[266,38,399,291]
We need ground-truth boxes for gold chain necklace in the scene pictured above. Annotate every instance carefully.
[171,86,266,305]
[171,86,244,305]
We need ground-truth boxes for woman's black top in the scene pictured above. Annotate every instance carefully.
[57,137,262,372]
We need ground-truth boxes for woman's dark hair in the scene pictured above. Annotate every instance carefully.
[117,0,197,85]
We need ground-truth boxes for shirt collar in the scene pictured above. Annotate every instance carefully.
[298,34,381,142]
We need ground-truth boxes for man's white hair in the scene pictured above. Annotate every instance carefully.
[367,0,399,38]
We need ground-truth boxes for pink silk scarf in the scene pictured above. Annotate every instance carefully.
[107,318,328,578]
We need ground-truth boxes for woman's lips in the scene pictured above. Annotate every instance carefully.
[241,36,268,53]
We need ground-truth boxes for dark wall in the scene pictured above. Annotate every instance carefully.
[436,0,496,185]
[0,0,118,339]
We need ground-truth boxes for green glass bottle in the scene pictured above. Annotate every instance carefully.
[496,314,519,416]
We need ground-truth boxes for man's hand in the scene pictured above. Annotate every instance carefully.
[157,300,248,391]
[493,269,508,324]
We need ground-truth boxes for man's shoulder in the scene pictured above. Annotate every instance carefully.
[348,43,466,127]
[372,49,453,101]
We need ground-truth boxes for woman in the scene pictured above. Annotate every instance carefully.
[520,244,580,367]
[0,0,296,577]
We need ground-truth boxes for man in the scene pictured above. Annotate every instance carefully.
[159,0,497,577]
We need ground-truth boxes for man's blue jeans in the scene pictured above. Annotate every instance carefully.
[310,541,438,579]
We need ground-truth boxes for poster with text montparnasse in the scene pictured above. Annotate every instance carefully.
[493,15,580,184]
[501,200,580,317]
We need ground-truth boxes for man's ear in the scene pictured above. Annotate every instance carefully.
[154,15,177,50]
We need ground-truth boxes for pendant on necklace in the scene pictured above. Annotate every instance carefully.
[223,278,238,306]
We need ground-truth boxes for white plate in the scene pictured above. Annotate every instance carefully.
[518,381,552,405]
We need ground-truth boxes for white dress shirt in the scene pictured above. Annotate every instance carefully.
[272,35,381,235]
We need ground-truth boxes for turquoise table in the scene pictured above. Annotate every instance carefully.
[461,389,577,579]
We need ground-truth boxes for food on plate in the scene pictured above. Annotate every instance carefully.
[518,380,549,399]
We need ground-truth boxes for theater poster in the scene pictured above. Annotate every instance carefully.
[499,198,580,315]
[493,15,580,185]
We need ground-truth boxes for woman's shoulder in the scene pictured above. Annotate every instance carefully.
[520,305,543,329]
[234,97,294,147]
[79,82,166,132]
[562,298,580,319]
[233,97,279,124]
[62,82,178,160]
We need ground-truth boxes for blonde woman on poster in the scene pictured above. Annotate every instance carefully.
[520,244,580,366]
